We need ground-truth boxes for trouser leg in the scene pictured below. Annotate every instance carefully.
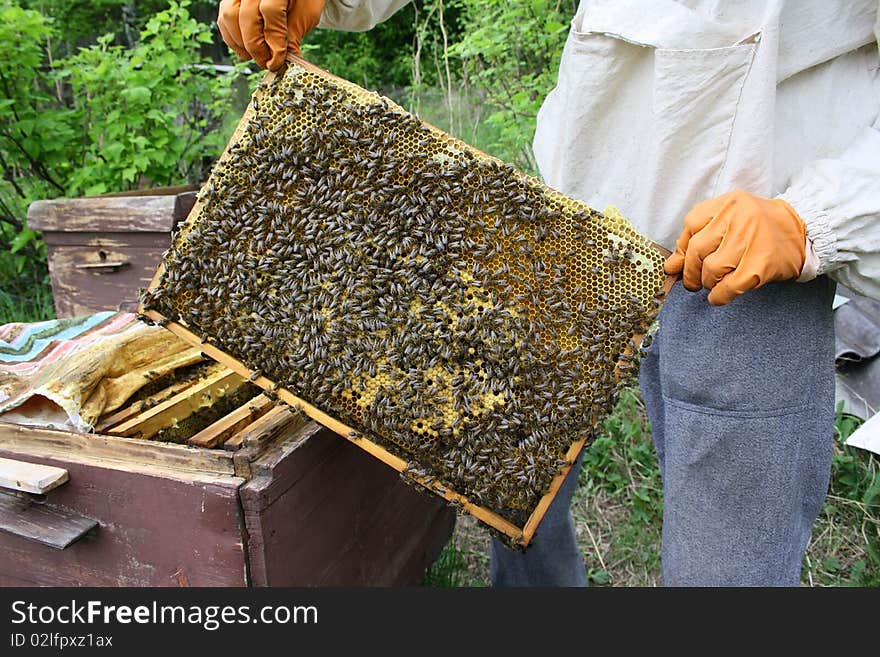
[489,455,587,587]
[639,277,836,586]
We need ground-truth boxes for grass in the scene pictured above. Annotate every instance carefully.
[423,387,880,587]
[0,258,55,325]
[0,276,54,325]
[803,404,880,586]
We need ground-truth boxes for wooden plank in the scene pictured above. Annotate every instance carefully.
[520,436,588,545]
[28,196,179,233]
[41,233,171,248]
[109,368,245,439]
[0,490,97,549]
[0,422,236,478]
[244,421,326,495]
[94,377,206,434]
[223,404,305,452]
[97,184,199,199]
[0,452,245,586]
[0,457,68,494]
[189,394,275,449]
[173,191,198,224]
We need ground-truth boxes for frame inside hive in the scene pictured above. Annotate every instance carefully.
[139,56,675,548]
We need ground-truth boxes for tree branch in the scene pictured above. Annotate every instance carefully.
[0,131,66,194]
[0,150,27,199]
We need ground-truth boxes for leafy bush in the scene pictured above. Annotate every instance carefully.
[56,0,251,196]
[0,0,251,323]
[305,3,417,91]
[0,0,60,321]
[449,0,574,172]
[804,403,880,586]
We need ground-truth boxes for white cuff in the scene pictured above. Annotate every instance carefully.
[796,236,820,282]
[777,191,838,277]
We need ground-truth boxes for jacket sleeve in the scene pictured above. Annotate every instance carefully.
[317,0,412,31]
[778,8,880,300]
[778,114,880,301]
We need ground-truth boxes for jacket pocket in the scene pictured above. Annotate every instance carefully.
[647,41,759,206]
[534,3,761,249]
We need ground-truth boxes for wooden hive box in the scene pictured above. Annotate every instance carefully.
[27,186,199,318]
[0,361,454,587]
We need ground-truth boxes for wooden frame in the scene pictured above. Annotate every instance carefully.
[139,56,677,548]
[107,368,246,440]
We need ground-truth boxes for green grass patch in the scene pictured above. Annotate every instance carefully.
[0,255,54,325]
[421,543,473,588]
[803,403,880,586]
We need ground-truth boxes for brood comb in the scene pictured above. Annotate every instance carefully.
[140,57,672,548]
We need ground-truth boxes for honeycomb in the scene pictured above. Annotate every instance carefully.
[141,59,667,545]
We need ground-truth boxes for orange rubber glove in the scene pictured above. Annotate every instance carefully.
[217,0,325,71]
[664,190,807,306]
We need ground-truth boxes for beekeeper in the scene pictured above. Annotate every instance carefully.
[217,0,880,586]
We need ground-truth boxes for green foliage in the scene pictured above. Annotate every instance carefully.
[0,0,251,323]
[0,0,60,321]
[56,0,250,196]
[448,0,575,172]
[804,404,880,586]
[831,403,873,498]
[421,542,473,587]
[0,1,69,210]
[22,0,223,53]
[0,268,53,325]
[305,4,417,91]
[576,387,663,584]
[581,387,663,526]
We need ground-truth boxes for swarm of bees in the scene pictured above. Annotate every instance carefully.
[141,62,667,546]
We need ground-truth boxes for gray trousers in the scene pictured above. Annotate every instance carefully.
[490,277,836,586]
[490,455,588,587]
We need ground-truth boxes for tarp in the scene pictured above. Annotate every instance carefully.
[834,286,880,455]
[835,288,880,420]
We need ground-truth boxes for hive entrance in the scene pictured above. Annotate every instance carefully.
[140,57,669,547]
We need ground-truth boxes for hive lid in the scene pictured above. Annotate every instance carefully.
[28,186,198,233]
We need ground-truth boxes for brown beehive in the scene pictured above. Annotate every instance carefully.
[139,57,671,548]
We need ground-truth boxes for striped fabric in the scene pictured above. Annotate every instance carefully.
[0,311,126,365]
[0,312,202,432]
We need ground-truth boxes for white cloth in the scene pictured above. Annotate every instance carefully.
[320,0,880,300]
[534,0,880,299]
[318,0,411,32]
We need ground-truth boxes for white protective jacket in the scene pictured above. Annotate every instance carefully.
[319,0,880,300]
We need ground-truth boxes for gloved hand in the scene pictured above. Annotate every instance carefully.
[664,190,807,306]
[217,0,325,71]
